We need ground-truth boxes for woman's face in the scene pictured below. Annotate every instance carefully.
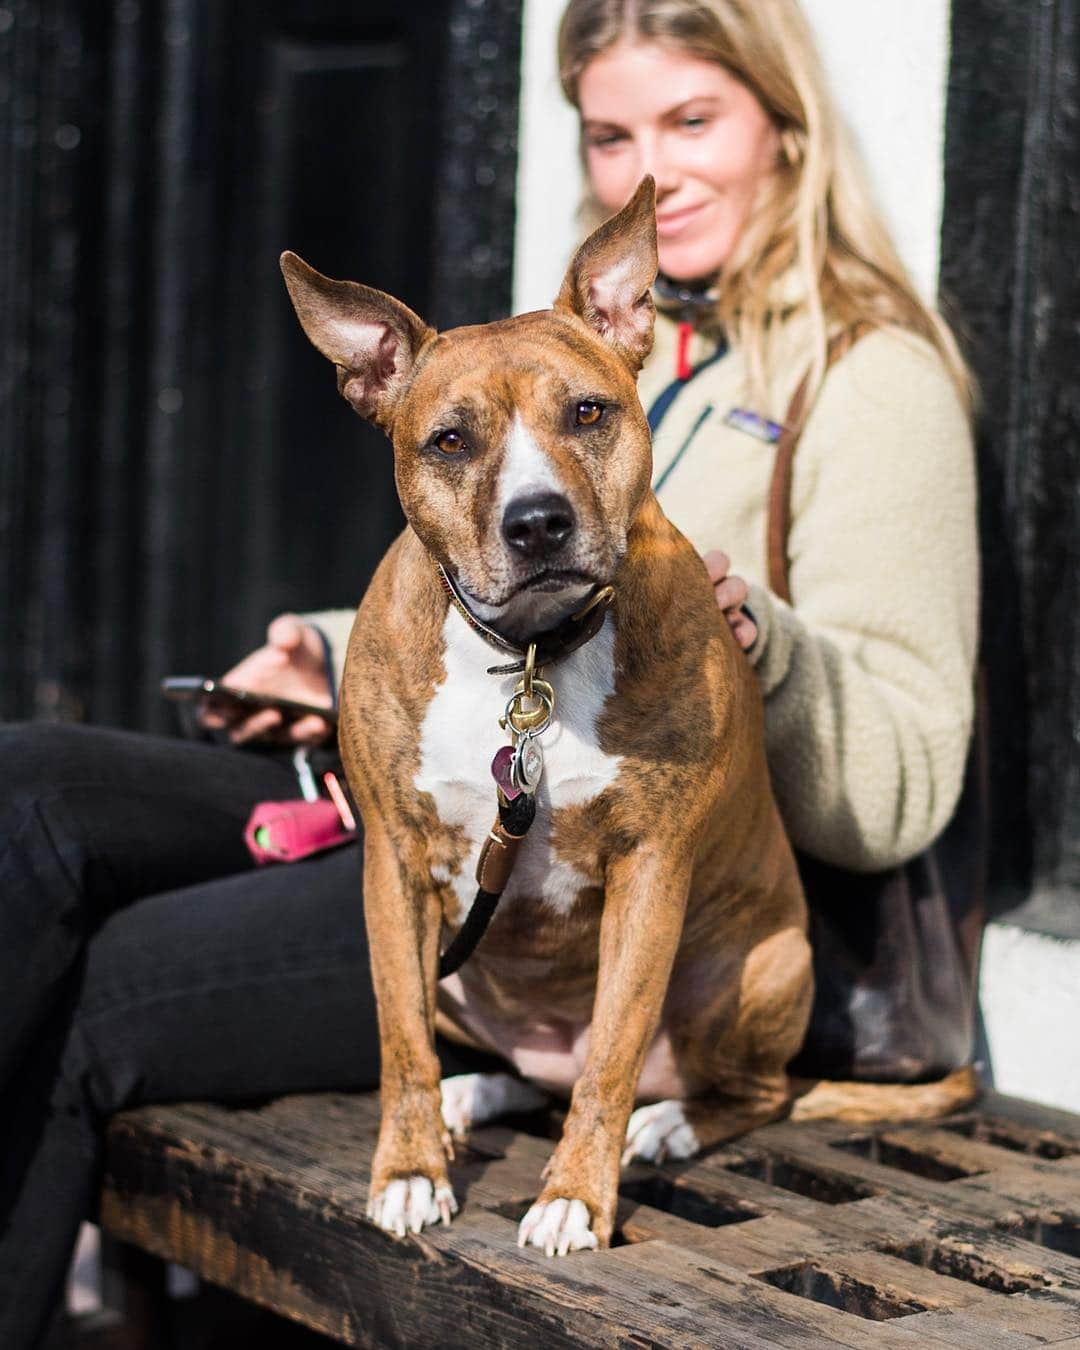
[578,41,780,283]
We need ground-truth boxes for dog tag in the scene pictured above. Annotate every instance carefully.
[490,744,522,801]
[512,734,544,795]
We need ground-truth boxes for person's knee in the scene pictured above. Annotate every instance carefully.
[0,722,101,803]
[38,1011,140,1125]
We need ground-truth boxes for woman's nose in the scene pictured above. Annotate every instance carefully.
[633,136,679,197]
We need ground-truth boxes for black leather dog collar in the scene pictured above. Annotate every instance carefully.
[436,564,615,676]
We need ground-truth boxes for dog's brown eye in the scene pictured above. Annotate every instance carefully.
[434,430,467,455]
[575,400,604,426]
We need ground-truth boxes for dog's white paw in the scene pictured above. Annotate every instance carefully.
[517,1197,599,1257]
[622,1099,700,1165]
[440,1072,548,1139]
[365,1176,458,1237]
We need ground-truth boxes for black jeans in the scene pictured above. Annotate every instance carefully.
[0,722,499,1349]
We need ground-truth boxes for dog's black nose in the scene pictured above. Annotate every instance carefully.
[502,492,576,558]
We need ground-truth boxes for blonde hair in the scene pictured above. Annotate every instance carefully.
[558,0,973,416]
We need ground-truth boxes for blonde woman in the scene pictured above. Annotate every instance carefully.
[560,0,978,876]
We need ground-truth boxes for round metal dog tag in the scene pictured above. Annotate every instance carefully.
[512,735,544,795]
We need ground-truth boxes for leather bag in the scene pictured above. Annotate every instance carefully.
[768,330,987,1082]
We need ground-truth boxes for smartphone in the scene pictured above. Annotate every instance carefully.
[161,676,338,727]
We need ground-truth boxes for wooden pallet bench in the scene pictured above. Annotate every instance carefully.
[100,1088,1080,1348]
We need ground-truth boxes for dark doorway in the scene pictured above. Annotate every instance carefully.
[941,0,1080,915]
[0,0,521,731]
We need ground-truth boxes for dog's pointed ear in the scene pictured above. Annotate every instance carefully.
[280,252,435,430]
[554,176,658,373]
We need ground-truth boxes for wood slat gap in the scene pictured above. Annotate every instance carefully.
[721,1149,884,1205]
[723,1125,972,1203]
[939,1114,1080,1162]
[618,1171,763,1230]
[995,1212,1080,1262]
[756,1259,931,1322]
[830,1133,989,1183]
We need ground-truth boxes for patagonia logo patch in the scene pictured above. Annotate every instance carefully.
[724,408,783,443]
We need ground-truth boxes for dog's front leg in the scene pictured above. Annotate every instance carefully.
[518,849,691,1255]
[363,813,457,1237]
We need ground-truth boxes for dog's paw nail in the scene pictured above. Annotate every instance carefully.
[369,1176,457,1237]
[435,1184,458,1226]
[374,1179,408,1237]
[518,1197,597,1256]
[409,1176,435,1232]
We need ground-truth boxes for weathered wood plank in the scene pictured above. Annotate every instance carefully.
[101,1091,1080,1347]
[977,1093,1080,1146]
[839,1126,1034,1181]
[784,1249,995,1313]
[707,1122,954,1205]
[936,1112,1080,1163]
[627,1152,868,1229]
[104,1109,911,1347]
[882,1309,1047,1348]
[929,1287,1080,1341]
[603,1241,964,1349]
[847,1195,1080,1294]
[619,1207,858,1271]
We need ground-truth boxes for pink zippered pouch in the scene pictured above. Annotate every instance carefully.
[244,798,356,864]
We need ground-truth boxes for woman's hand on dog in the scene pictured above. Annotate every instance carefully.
[703,550,758,651]
[200,613,335,745]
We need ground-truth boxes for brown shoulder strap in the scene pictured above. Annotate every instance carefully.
[766,325,870,603]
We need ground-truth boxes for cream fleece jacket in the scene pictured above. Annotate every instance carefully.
[304,309,978,874]
[640,311,978,871]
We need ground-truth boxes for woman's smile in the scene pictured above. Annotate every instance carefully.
[655,201,710,238]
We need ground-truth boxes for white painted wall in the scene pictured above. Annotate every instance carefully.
[513,0,950,312]
[513,0,584,314]
[800,0,950,300]
[979,925,1080,1114]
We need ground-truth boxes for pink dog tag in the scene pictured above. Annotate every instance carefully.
[490,745,522,800]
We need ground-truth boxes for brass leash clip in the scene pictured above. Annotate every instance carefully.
[498,642,555,738]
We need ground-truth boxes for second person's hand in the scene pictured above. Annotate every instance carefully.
[703,550,758,651]
[199,613,335,746]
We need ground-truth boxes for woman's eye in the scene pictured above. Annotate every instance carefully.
[586,131,626,150]
[433,430,468,455]
[575,401,604,426]
[681,115,708,132]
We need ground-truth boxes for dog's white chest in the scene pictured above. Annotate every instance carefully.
[414,608,622,919]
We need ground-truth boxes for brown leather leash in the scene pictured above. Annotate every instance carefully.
[438,790,536,979]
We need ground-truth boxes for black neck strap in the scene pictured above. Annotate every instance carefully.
[436,564,615,676]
